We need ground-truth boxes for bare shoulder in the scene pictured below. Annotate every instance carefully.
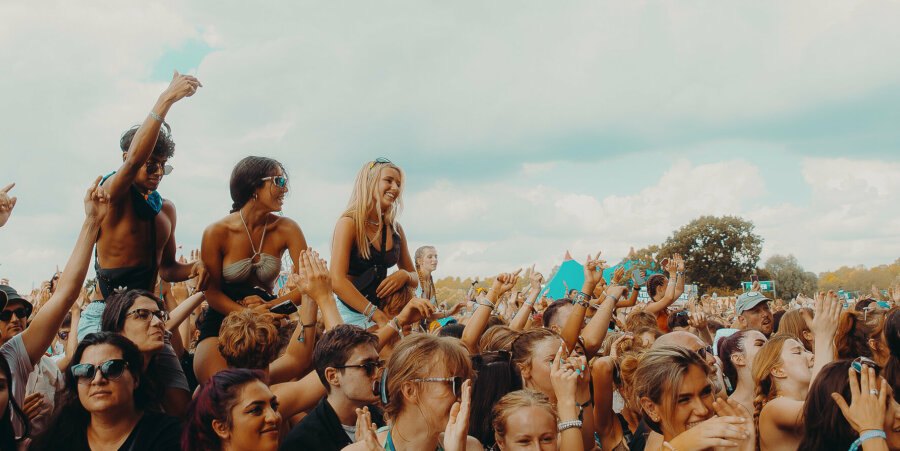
[203,214,237,237]
[272,214,302,233]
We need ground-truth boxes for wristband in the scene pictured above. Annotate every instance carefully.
[557,420,583,432]
[850,430,886,451]
[297,323,316,343]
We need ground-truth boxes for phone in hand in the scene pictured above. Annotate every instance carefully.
[632,271,646,287]
[269,300,298,315]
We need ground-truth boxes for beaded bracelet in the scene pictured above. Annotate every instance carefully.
[557,420,583,432]
[850,430,886,451]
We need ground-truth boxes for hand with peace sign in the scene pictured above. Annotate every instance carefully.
[0,182,17,227]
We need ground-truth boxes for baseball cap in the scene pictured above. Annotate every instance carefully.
[735,291,772,316]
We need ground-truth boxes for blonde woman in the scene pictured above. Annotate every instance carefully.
[753,291,842,451]
[331,158,417,329]
[346,334,480,451]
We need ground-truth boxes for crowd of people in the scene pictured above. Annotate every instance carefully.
[2,73,900,451]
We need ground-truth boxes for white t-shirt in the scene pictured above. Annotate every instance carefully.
[1,334,35,438]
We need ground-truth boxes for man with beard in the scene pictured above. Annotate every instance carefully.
[280,325,386,450]
[734,291,775,337]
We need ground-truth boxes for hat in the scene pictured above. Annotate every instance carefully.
[735,291,772,316]
[0,285,33,318]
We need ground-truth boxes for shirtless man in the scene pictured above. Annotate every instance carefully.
[77,71,203,417]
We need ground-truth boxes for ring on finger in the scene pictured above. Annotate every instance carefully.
[871,389,879,396]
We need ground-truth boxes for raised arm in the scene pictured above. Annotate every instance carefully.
[644,256,680,315]
[510,271,543,330]
[21,177,108,366]
[810,290,841,381]
[580,286,628,357]
[561,253,605,352]
[104,72,201,203]
[0,183,17,228]
[461,270,520,353]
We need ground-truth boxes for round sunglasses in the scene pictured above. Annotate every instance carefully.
[71,359,129,384]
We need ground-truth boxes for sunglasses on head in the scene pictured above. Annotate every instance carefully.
[0,308,28,322]
[696,345,714,360]
[333,359,385,376]
[145,161,173,176]
[71,359,129,384]
[369,157,392,169]
[851,356,882,375]
[411,376,465,398]
[262,176,288,188]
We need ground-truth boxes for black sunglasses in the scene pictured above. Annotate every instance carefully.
[696,345,714,360]
[57,331,69,340]
[0,308,28,322]
[71,359,129,384]
[333,360,385,376]
[851,356,882,375]
[145,161,173,176]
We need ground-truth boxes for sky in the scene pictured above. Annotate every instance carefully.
[2,1,900,290]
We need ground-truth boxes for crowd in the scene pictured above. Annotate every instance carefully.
[2,73,900,451]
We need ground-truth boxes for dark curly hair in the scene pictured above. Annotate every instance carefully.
[120,125,175,159]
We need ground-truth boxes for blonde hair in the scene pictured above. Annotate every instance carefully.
[480,326,521,353]
[625,310,658,332]
[632,345,712,434]
[777,308,813,350]
[414,246,436,300]
[751,334,793,448]
[218,310,280,370]
[383,334,473,420]
[342,160,405,260]
[382,286,415,318]
[491,390,558,443]
[510,328,561,374]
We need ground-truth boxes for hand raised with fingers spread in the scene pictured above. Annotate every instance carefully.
[811,289,842,341]
[0,182,17,227]
[675,253,685,272]
[832,364,888,435]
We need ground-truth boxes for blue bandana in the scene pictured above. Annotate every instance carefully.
[101,172,162,219]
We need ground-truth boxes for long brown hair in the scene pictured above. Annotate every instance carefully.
[632,345,712,435]
[777,308,813,351]
[834,309,886,361]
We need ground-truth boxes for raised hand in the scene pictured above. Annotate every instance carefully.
[675,253,685,272]
[0,182,17,227]
[832,364,888,435]
[491,269,522,298]
[353,406,386,451]
[529,269,544,291]
[162,70,202,104]
[665,257,677,276]
[550,345,579,405]
[582,252,607,293]
[296,250,333,300]
[84,176,110,223]
[443,379,473,451]
[811,290,842,341]
[611,266,625,285]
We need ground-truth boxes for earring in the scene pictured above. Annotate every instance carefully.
[252,193,258,200]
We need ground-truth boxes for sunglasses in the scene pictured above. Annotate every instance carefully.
[71,359,129,384]
[851,356,882,375]
[0,308,28,322]
[262,176,288,188]
[145,161,173,176]
[126,308,168,323]
[58,331,69,340]
[333,359,385,376]
[369,157,392,169]
[411,376,465,398]
[696,345,714,360]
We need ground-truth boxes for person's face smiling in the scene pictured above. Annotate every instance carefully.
[376,167,401,212]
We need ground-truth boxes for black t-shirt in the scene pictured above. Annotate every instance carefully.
[46,411,182,451]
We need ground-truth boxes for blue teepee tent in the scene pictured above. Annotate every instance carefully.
[543,250,662,300]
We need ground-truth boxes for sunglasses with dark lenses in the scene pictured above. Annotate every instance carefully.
[126,308,168,323]
[57,331,69,340]
[851,356,882,375]
[696,345,714,360]
[261,176,288,188]
[411,376,465,398]
[0,308,28,322]
[71,359,129,384]
[333,360,385,376]
[145,161,173,176]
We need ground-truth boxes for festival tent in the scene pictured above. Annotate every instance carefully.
[542,250,662,300]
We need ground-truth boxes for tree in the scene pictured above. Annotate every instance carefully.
[658,216,763,291]
[764,254,817,300]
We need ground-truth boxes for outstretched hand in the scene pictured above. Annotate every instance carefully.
[442,379,473,451]
[0,182,17,227]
